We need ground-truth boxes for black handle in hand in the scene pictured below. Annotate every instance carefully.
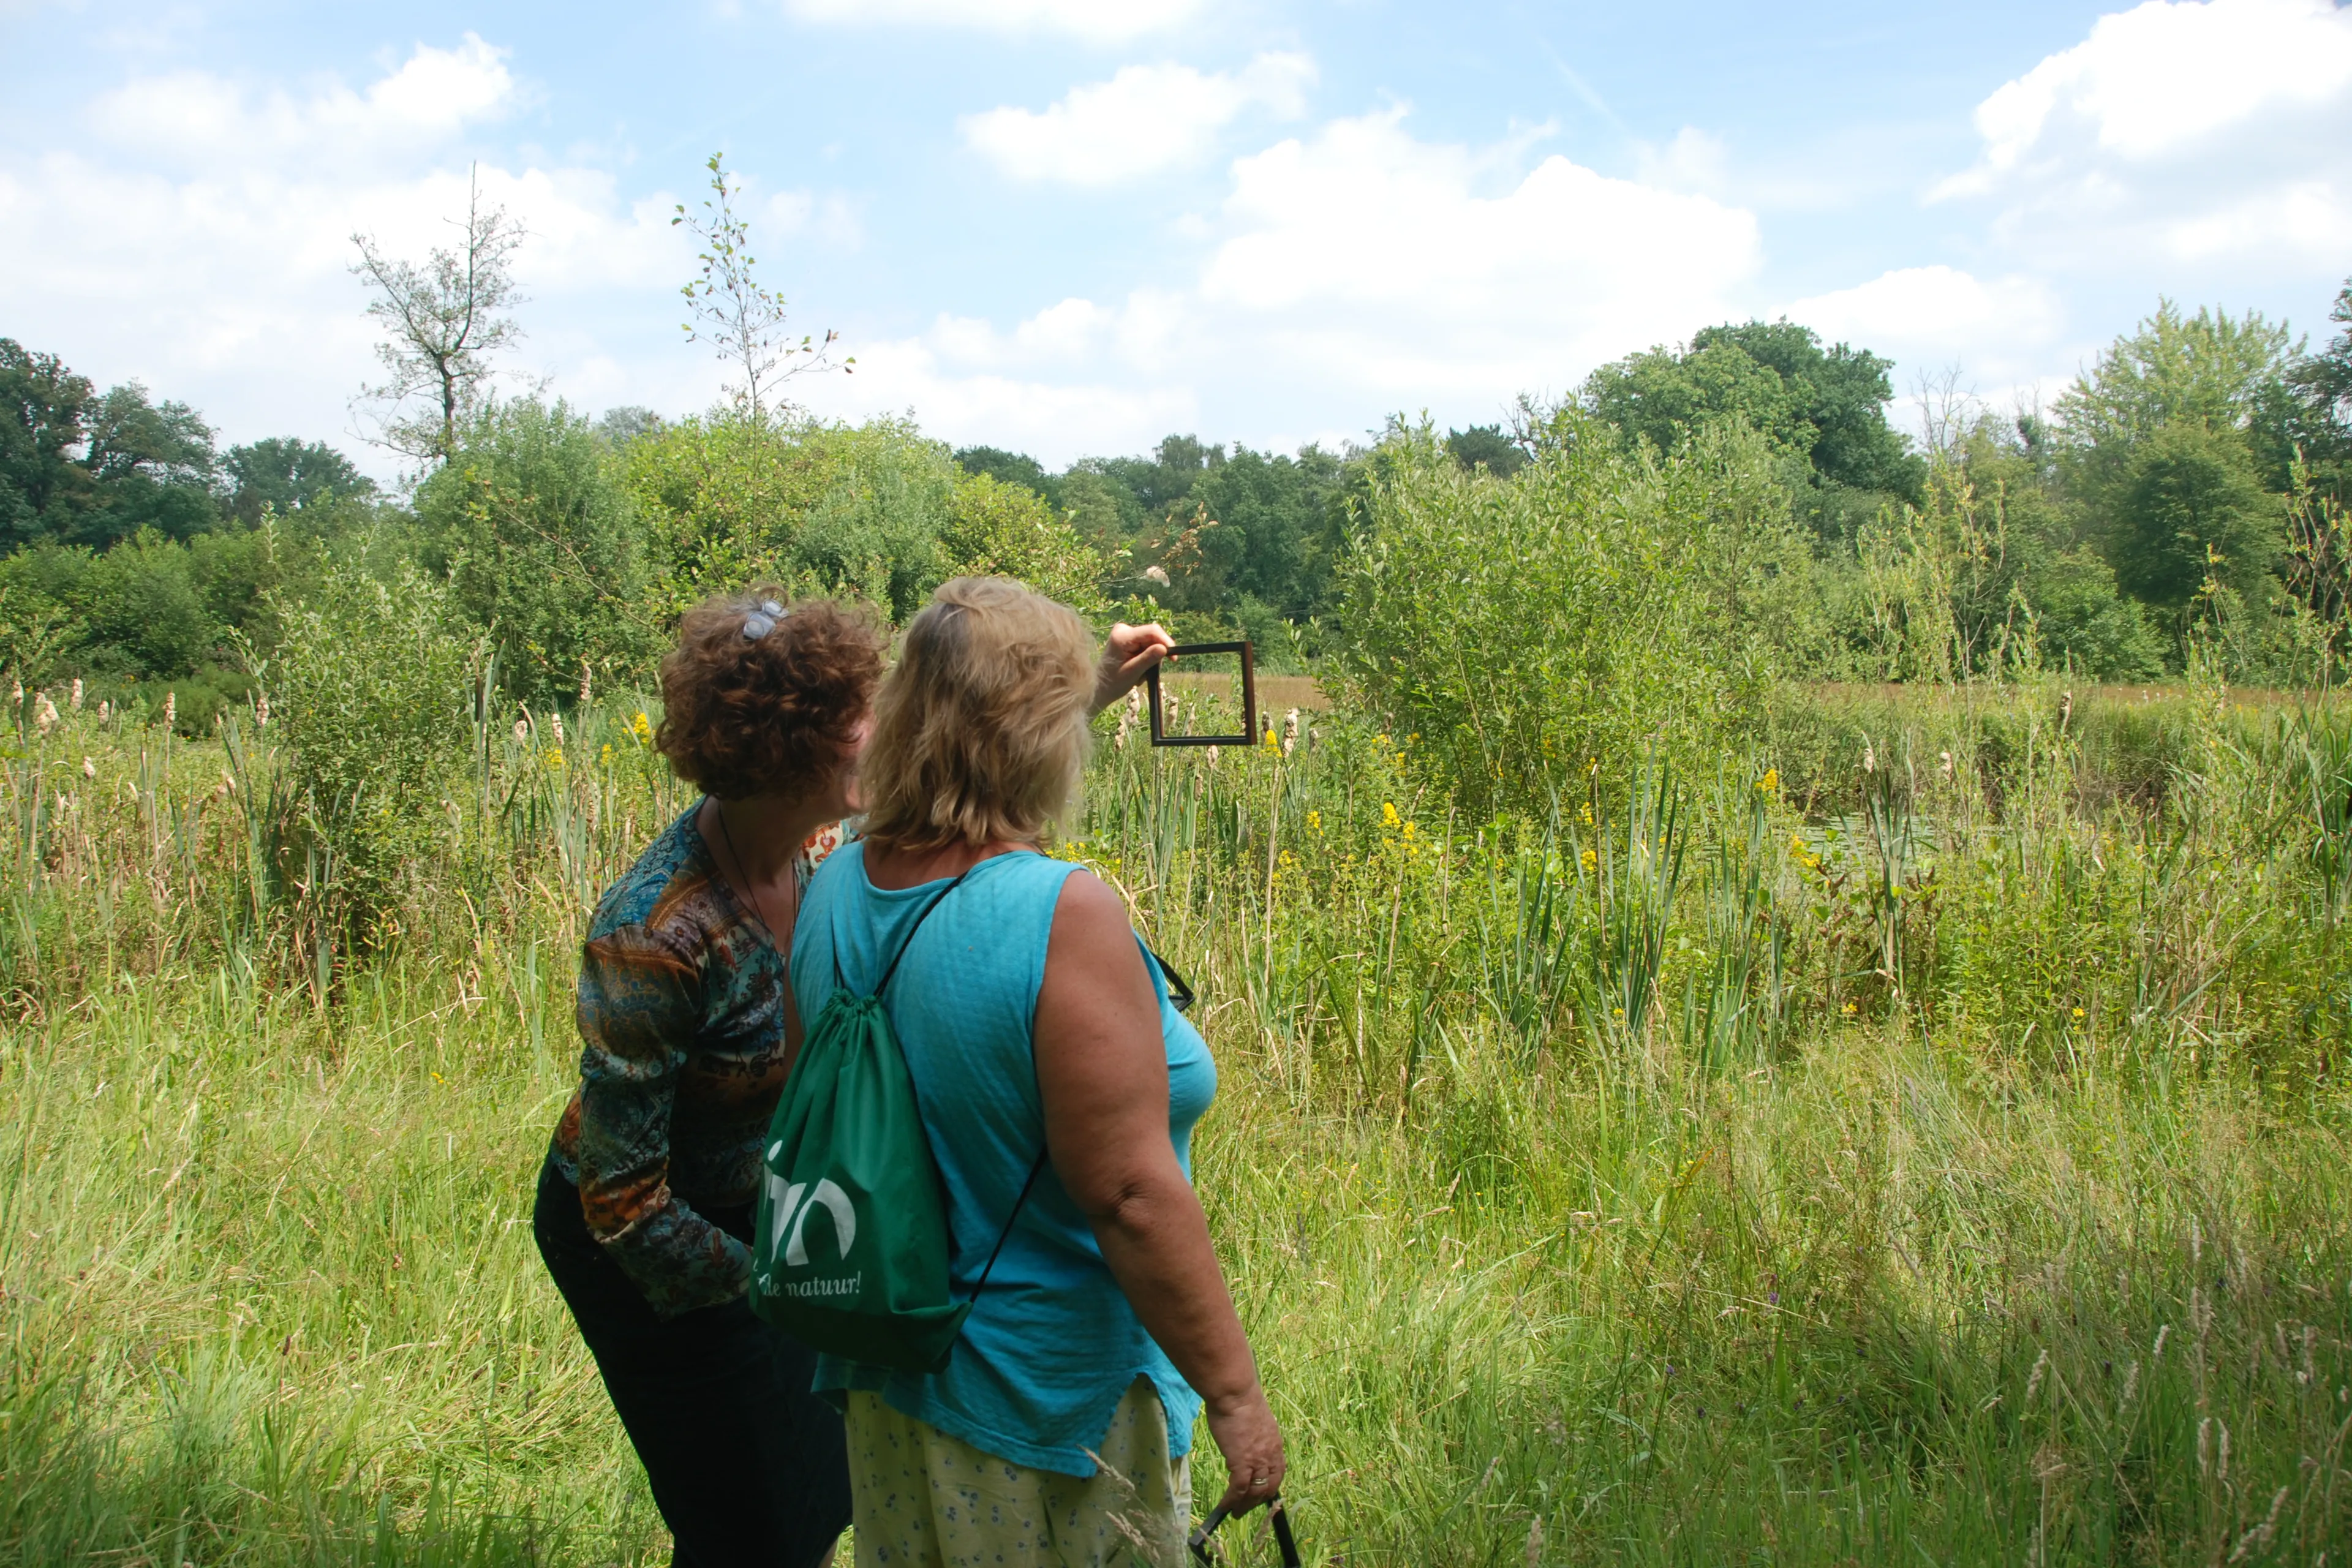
[1188,1496,1300,1567]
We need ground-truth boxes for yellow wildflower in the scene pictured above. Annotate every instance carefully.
[2070,1007,2086,1019]
[1381,802,1400,827]
[1306,810,1322,834]
[1758,767,1779,792]
[1580,847,1597,873]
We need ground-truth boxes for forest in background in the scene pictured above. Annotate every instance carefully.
[6,266,2351,741]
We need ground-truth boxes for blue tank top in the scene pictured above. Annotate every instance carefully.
[790,842,1217,1477]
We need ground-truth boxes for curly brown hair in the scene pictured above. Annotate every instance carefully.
[654,590,887,802]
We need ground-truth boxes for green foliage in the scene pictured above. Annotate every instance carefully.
[937,470,1104,612]
[2,662,2350,1565]
[951,445,1055,503]
[1442,423,1528,477]
[221,437,374,525]
[415,398,656,706]
[1178,444,1346,619]
[2056,298,2301,481]
[2113,419,2280,614]
[268,565,476,922]
[0,342,226,551]
[1335,412,1813,815]
[1582,317,1927,536]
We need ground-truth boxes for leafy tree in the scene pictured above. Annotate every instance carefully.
[2283,275,2352,500]
[952,445,1056,504]
[413,398,654,706]
[673,152,847,423]
[223,438,373,524]
[1581,320,1924,539]
[2056,300,2301,508]
[1446,424,1528,477]
[71,383,221,547]
[1697,321,1923,499]
[1336,411,1814,815]
[594,406,664,448]
[1180,444,1345,619]
[0,340,96,548]
[350,170,527,466]
[75,533,217,677]
[1058,462,1148,562]
[269,562,475,929]
[2113,420,2278,615]
[938,471,1103,612]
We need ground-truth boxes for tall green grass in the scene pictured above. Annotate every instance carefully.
[2,682,2349,1564]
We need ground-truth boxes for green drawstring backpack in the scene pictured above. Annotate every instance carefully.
[751,872,1045,1373]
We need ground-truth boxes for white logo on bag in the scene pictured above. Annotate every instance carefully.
[768,1174,858,1267]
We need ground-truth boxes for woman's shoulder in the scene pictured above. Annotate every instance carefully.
[589,807,715,944]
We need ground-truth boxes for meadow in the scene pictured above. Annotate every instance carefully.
[1,665,2349,1568]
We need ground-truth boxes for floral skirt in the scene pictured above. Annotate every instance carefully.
[844,1377,1191,1567]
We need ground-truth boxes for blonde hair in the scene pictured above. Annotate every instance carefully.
[861,577,1096,852]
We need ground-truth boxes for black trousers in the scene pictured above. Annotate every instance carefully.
[533,1158,851,1568]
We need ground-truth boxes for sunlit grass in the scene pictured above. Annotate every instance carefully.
[2,684,2348,1564]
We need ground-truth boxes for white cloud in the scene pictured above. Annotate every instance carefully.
[1633,126,1730,196]
[0,42,698,478]
[1784,265,2065,383]
[797,331,1197,458]
[782,0,1202,43]
[960,54,1313,185]
[90,34,518,165]
[1932,0,2352,273]
[1195,109,1760,396]
[793,107,1765,462]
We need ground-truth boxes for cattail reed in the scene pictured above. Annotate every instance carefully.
[163,690,175,731]
[254,690,270,728]
[34,693,59,733]
[69,677,82,710]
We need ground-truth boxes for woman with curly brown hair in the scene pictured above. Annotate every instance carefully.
[533,587,1173,1568]
[532,590,886,1568]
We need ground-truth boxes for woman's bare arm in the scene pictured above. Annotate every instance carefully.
[1032,870,1286,1513]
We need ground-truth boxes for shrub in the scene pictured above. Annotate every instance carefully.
[266,565,475,924]
[414,398,655,706]
[938,470,1105,614]
[1334,412,1814,815]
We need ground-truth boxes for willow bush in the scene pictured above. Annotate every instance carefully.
[1335,412,1820,818]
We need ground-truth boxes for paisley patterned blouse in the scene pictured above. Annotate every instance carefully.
[548,806,851,1319]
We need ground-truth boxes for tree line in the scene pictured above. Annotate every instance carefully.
[6,246,2350,731]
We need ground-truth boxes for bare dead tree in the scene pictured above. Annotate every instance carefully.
[350,168,526,466]
[673,152,849,424]
[1912,362,1977,464]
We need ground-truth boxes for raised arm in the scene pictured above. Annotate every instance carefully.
[1093,621,1175,713]
[1031,870,1286,1513]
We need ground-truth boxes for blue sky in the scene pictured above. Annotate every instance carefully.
[5,0,2350,477]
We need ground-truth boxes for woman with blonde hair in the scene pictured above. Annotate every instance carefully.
[794,576,1284,1566]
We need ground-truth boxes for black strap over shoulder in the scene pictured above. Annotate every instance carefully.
[833,869,971,997]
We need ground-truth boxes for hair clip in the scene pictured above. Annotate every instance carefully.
[742,600,788,640]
